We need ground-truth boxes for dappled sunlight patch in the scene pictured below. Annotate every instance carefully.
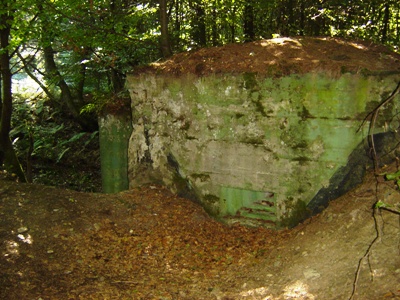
[3,227,34,261]
[283,280,315,299]
[237,281,315,299]
[349,42,367,50]
[239,286,272,298]
[17,233,33,244]
[4,240,20,259]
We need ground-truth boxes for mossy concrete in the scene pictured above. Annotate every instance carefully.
[126,73,400,228]
[99,113,132,193]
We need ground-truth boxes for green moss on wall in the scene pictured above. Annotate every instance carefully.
[127,72,400,229]
[280,199,308,228]
[99,113,132,193]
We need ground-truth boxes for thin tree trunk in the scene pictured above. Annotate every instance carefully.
[0,29,12,145]
[299,1,305,36]
[230,5,236,43]
[43,45,80,117]
[381,3,390,43]
[287,0,295,36]
[0,2,26,182]
[396,3,400,44]
[16,51,57,102]
[38,2,96,131]
[192,0,207,46]
[211,5,218,46]
[173,0,181,47]
[76,56,87,103]
[110,68,125,93]
[159,0,173,58]
[43,45,97,131]
[244,2,255,42]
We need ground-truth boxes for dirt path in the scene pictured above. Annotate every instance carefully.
[0,165,399,299]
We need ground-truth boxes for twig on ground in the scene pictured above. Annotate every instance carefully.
[380,206,400,215]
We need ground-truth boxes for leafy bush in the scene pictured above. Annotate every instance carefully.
[10,93,101,191]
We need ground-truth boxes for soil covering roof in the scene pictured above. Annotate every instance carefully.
[134,37,400,77]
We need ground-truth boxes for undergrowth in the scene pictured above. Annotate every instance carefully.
[10,94,102,192]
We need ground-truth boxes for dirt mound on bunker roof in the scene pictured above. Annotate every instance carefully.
[135,37,400,77]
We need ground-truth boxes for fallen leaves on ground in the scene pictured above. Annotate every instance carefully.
[0,182,292,299]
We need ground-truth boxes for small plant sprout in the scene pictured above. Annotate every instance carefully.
[374,171,400,214]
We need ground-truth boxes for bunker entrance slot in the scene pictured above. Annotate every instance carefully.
[220,187,277,226]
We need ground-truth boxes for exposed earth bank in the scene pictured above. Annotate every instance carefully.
[0,164,399,299]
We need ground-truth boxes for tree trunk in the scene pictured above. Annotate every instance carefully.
[0,28,12,146]
[0,3,26,182]
[173,0,181,48]
[396,3,400,44]
[381,3,390,43]
[43,45,79,116]
[287,0,295,36]
[159,0,173,58]
[76,55,87,104]
[17,51,57,103]
[299,1,305,36]
[110,68,125,94]
[192,0,207,46]
[243,2,255,42]
[229,5,236,43]
[38,1,96,132]
[211,5,218,46]
[43,45,97,131]
[276,2,286,36]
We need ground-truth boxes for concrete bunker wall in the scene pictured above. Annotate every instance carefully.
[126,73,400,228]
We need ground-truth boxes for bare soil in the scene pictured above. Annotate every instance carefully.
[1,38,400,299]
[136,37,400,77]
[0,164,399,300]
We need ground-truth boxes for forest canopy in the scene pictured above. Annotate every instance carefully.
[0,0,399,184]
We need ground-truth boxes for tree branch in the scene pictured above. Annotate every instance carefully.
[16,51,57,102]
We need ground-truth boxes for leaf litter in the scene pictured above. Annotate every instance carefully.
[0,166,399,299]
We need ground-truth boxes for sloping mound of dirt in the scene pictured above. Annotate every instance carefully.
[0,164,399,299]
[134,37,400,77]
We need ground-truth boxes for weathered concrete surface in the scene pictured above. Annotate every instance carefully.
[126,73,400,228]
[99,113,132,193]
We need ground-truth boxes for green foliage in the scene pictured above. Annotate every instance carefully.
[80,90,131,116]
[375,200,389,209]
[44,0,160,76]
[10,93,98,173]
[14,0,400,112]
[375,170,400,214]
[18,121,97,165]
[384,170,400,187]
[166,0,399,50]
[375,200,400,214]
